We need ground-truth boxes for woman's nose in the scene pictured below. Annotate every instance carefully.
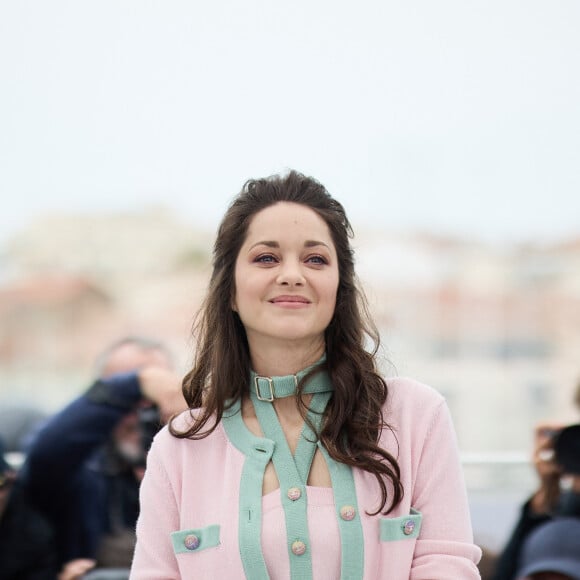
[276,259,305,286]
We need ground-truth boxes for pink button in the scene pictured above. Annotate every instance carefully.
[287,487,302,501]
[340,505,356,521]
[291,540,307,556]
[402,520,416,536]
[184,534,200,550]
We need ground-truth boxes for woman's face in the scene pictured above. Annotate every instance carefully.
[233,201,339,352]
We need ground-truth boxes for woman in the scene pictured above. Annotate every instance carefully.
[130,171,481,579]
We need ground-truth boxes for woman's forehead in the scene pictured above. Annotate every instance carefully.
[245,202,333,241]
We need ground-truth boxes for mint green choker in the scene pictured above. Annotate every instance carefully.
[222,355,364,579]
[250,358,333,402]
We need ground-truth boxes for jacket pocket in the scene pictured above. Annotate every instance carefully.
[379,508,422,541]
[171,524,221,554]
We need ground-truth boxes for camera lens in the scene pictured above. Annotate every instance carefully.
[138,406,162,462]
[554,424,580,475]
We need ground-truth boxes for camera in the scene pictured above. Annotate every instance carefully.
[136,406,162,467]
[553,424,580,475]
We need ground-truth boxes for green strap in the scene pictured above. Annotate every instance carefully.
[293,392,330,482]
[250,356,332,401]
[305,393,364,578]
[319,444,364,578]
[223,400,272,580]
[222,366,364,579]
[251,391,317,580]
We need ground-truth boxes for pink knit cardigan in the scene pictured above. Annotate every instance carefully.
[131,377,482,579]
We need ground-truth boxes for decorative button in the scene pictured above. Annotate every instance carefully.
[340,505,356,521]
[291,540,307,556]
[287,487,302,501]
[184,534,200,550]
[402,519,416,536]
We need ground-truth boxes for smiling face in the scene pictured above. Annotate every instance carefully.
[233,201,339,356]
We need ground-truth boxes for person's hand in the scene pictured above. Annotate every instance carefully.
[57,558,96,580]
[533,422,565,480]
[530,421,566,513]
[0,469,16,516]
[138,366,188,422]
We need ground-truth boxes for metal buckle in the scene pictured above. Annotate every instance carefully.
[254,376,275,402]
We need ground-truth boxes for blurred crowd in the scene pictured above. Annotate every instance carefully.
[1,336,580,579]
[0,336,186,580]
[475,381,580,580]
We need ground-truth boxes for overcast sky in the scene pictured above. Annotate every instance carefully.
[1,1,579,246]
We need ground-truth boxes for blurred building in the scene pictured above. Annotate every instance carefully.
[355,230,580,457]
[352,230,580,551]
[0,207,210,408]
[1,209,579,466]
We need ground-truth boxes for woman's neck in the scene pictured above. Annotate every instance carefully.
[249,340,325,377]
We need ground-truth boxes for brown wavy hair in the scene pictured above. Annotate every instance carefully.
[170,170,403,514]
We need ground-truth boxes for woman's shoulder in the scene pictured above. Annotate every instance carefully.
[152,407,225,450]
[383,376,446,421]
[380,377,454,453]
[386,375,445,403]
[168,406,203,431]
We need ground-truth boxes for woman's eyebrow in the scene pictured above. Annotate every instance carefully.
[304,240,330,249]
[248,240,330,251]
[248,240,279,251]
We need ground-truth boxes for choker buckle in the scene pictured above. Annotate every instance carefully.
[254,376,275,402]
[254,374,299,402]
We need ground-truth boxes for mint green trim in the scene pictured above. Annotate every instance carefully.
[222,399,268,454]
[250,355,331,400]
[171,525,220,554]
[293,392,330,482]
[222,367,365,579]
[380,508,423,541]
[251,391,314,580]
[237,444,273,579]
[223,399,272,579]
[318,445,364,579]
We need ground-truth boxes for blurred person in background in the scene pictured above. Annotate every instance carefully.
[20,336,186,580]
[0,436,57,579]
[513,517,580,580]
[478,547,499,580]
[0,403,49,459]
[493,380,580,580]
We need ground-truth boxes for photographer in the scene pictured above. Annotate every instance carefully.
[493,408,580,579]
[0,437,57,579]
[20,337,185,580]
[513,517,580,580]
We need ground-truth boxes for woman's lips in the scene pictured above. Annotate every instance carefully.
[270,295,311,305]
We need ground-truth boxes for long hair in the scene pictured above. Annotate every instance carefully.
[170,170,403,514]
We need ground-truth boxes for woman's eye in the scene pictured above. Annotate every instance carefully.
[255,254,277,264]
[306,255,328,265]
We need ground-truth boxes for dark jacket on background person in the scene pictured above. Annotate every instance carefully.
[491,498,551,580]
[21,373,145,568]
[493,489,580,580]
[0,484,57,580]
